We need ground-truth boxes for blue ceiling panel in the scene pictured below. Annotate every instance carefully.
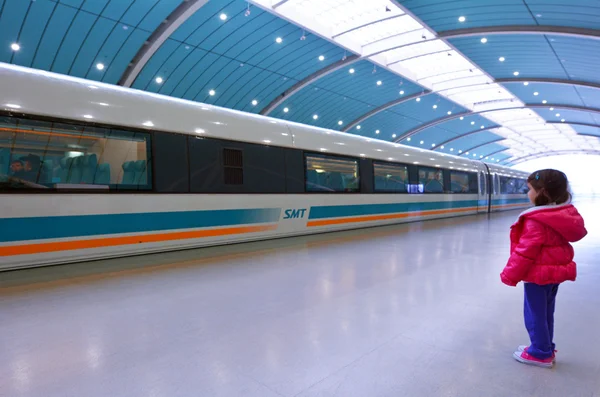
[476,142,509,159]
[548,36,600,83]
[0,0,182,83]
[577,87,600,109]
[571,124,600,137]
[406,127,458,149]
[449,35,567,80]
[347,110,422,141]
[439,130,505,154]
[538,107,600,125]
[397,0,535,31]
[502,82,585,107]
[398,0,600,31]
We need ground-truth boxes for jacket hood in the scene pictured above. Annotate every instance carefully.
[519,203,587,242]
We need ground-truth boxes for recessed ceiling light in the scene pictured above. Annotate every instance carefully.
[481,38,488,44]
[6,104,21,109]
[480,125,484,129]
[392,134,397,138]
[556,113,560,117]
[471,121,475,125]
[550,107,554,111]
[431,144,435,147]
[416,97,421,102]
[376,130,380,134]
[10,43,20,51]
[533,92,539,96]
[283,107,289,113]
[96,63,105,70]
[209,89,216,96]
[561,119,566,122]
[407,137,411,141]
[376,81,382,86]
[450,148,454,151]
[466,152,470,155]
[459,150,463,153]
[513,71,520,76]
[523,82,529,86]
[441,145,445,149]
[458,16,466,22]
[460,116,464,120]
[338,120,343,125]
[251,99,258,106]
[83,115,93,119]
[356,125,361,130]
[313,114,318,120]
[447,111,452,115]
[399,90,404,95]
[420,140,424,145]
[499,57,505,62]
[275,37,283,44]
[349,68,355,74]
[433,104,438,109]
[220,13,227,20]
[155,77,163,84]
[143,121,154,127]
[318,55,325,61]
[542,100,547,104]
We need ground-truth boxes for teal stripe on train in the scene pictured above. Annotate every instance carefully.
[308,200,479,220]
[0,208,281,243]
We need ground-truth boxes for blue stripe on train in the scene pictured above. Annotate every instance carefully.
[308,200,479,220]
[0,208,282,243]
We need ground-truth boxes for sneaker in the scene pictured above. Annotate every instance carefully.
[518,345,557,363]
[513,349,554,368]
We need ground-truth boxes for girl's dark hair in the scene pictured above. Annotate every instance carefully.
[527,169,570,206]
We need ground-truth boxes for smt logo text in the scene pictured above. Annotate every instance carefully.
[283,209,307,219]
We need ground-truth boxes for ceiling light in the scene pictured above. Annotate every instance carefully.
[460,117,464,120]
[481,38,488,44]
[420,140,424,145]
[6,104,21,109]
[10,43,20,51]
[349,68,355,74]
[556,113,560,117]
[441,146,445,149]
[513,71,520,76]
[416,97,421,102]
[143,121,154,127]
[433,105,437,109]
[466,152,470,155]
[499,57,505,62]
[447,111,452,115]
[471,121,475,125]
[83,115,93,119]
[220,13,227,20]
[318,55,325,61]
[561,119,565,122]
[542,100,547,104]
[431,143,435,147]
[338,120,343,125]
[251,99,258,106]
[275,37,283,44]
[376,130,380,134]
[458,16,466,22]
[376,80,382,86]
[209,89,216,96]
[392,134,397,138]
[283,107,289,113]
[459,150,463,153]
[96,63,105,70]
[480,155,484,158]
[356,125,361,130]
[399,90,404,95]
[523,82,529,86]
[450,148,454,151]
[550,107,554,111]
[155,77,163,84]
[497,160,500,162]
[533,92,539,96]
[313,114,318,120]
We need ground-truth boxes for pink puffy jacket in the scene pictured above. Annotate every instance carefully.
[501,203,587,286]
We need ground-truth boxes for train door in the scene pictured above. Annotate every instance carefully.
[478,170,488,213]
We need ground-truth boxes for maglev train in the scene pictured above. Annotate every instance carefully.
[0,63,530,271]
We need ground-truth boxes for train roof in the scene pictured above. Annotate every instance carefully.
[0,62,527,178]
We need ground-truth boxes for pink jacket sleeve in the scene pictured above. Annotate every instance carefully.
[501,219,545,286]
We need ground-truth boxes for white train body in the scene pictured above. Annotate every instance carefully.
[0,63,530,271]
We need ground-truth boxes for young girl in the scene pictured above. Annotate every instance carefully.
[501,169,587,368]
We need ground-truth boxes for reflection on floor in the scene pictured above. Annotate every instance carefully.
[1,202,599,397]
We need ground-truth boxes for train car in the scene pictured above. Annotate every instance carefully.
[0,63,530,271]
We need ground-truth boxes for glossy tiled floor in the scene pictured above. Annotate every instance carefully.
[1,202,600,397]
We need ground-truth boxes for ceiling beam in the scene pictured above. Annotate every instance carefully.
[118,0,209,87]
[437,25,600,41]
[394,104,600,142]
[260,55,360,116]
[483,147,510,159]
[496,78,600,91]
[341,91,432,131]
[545,121,600,129]
[431,125,501,149]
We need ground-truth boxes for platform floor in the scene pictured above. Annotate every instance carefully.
[1,203,599,397]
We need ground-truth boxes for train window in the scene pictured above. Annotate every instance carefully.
[500,176,528,194]
[373,162,408,193]
[418,166,444,193]
[305,154,359,192]
[0,116,152,191]
[479,172,487,195]
[449,171,470,193]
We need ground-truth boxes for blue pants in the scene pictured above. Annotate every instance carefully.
[524,282,560,359]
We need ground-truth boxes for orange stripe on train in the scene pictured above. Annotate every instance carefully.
[0,224,278,257]
[306,206,479,227]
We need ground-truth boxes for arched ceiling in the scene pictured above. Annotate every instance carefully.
[1,0,600,165]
